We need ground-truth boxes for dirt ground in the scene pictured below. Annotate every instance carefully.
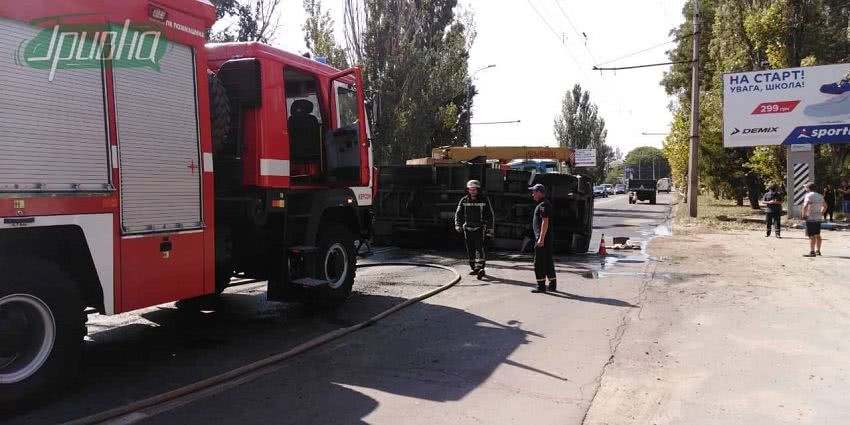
[584,225,850,425]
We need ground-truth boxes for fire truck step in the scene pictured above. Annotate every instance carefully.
[288,245,320,254]
[293,277,330,288]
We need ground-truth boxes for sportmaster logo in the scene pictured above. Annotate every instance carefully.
[784,125,850,144]
[16,14,169,81]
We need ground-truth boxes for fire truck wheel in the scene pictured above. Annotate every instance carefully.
[314,224,356,306]
[0,260,85,406]
[208,70,231,152]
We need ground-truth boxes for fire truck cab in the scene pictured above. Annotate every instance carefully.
[0,0,372,404]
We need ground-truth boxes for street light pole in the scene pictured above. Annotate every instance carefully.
[466,64,496,147]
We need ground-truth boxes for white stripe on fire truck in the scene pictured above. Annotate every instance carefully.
[203,152,213,172]
[259,159,290,177]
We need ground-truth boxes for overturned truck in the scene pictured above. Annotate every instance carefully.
[373,151,594,254]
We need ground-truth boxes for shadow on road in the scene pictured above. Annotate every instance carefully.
[5,292,540,425]
[478,275,637,308]
[148,298,546,425]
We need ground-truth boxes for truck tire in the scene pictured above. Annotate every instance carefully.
[208,70,231,153]
[650,195,657,205]
[312,224,356,306]
[0,259,85,407]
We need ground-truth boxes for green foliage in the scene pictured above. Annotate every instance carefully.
[350,0,476,163]
[605,163,624,184]
[552,83,613,182]
[662,0,850,202]
[663,106,691,192]
[745,146,785,188]
[209,0,281,43]
[302,0,349,69]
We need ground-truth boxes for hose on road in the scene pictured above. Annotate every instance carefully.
[64,262,461,425]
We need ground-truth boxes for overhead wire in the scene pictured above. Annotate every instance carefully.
[553,0,598,65]
[525,0,589,78]
[595,31,698,67]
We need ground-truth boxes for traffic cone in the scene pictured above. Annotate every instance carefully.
[598,234,608,255]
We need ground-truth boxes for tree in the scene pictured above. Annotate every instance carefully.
[553,84,612,182]
[209,0,281,43]
[302,0,349,69]
[662,0,850,206]
[624,146,670,181]
[341,0,476,164]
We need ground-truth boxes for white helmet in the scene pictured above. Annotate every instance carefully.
[466,180,481,189]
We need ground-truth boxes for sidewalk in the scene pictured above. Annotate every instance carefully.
[584,227,850,425]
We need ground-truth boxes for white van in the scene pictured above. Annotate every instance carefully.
[657,178,671,193]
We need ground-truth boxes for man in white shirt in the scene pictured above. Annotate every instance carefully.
[802,183,827,257]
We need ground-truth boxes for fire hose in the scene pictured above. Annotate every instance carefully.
[64,262,461,425]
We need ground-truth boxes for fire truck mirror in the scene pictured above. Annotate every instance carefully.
[218,58,262,108]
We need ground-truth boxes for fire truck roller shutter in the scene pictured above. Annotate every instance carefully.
[0,18,110,192]
[114,43,203,234]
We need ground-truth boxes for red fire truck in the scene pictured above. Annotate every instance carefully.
[0,0,373,403]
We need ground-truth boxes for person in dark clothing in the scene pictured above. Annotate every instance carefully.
[823,184,836,222]
[763,185,783,238]
[529,184,556,293]
[838,180,850,222]
[454,180,495,278]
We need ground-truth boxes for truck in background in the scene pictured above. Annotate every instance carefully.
[628,179,658,204]
[0,0,372,404]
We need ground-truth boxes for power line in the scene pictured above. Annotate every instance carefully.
[593,60,693,71]
[525,0,588,77]
[595,32,698,67]
[553,0,598,64]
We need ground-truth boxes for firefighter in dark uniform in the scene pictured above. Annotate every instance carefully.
[455,180,495,278]
[529,184,556,293]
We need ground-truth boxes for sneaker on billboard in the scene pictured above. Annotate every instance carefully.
[820,79,850,95]
[804,92,850,118]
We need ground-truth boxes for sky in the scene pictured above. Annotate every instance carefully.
[261,0,688,156]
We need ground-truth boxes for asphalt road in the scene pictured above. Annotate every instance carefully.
[4,193,674,425]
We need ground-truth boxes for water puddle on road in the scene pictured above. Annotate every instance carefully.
[558,211,675,281]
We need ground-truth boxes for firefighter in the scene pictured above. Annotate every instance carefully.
[455,180,495,278]
[529,183,556,293]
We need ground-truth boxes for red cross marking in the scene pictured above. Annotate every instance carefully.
[187,160,198,174]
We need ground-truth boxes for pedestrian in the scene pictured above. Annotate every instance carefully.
[529,184,557,293]
[763,184,783,238]
[802,182,827,257]
[838,180,850,222]
[823,184,836,223]
[454,180,494,278]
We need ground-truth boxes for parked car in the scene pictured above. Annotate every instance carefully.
[602,183,614,195]
[593,185,608,198]
[614,184,626,194]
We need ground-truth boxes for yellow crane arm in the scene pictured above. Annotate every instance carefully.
[431,146,575,163]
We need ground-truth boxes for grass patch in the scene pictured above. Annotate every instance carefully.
[673,194,775,231]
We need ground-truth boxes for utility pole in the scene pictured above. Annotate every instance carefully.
[687,0,700,217]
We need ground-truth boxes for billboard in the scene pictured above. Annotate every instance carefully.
[723,63,850,147]
[574,149,597,167]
